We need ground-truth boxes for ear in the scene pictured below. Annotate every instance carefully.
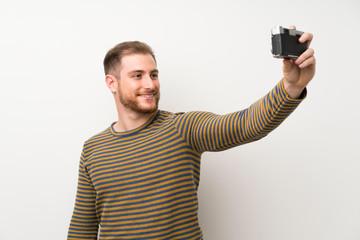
[105,75,118,93]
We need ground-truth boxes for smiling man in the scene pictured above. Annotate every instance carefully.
[68,30,315,240]
[108,53,160,117]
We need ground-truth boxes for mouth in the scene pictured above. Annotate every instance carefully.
[139,94,155,98]
[137,92,158,100]
[138,90,157,95]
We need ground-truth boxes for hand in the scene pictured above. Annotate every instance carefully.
[283,25,316,99]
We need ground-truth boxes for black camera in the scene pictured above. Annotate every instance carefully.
[271,26,308,59]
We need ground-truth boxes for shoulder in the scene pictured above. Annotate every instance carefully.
[159,110,207,117]
[165,110,216,126]
[158,110,195,121]
[81,125,113,156]
[85,126,112,144]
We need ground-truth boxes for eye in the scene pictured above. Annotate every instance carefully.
[151,73,158,79]
[133,74,142,79]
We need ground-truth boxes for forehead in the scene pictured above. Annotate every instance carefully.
[120,54,157,72]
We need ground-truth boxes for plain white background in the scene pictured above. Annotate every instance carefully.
[1,0,359,239]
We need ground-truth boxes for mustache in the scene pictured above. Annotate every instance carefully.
[136,90,159,95]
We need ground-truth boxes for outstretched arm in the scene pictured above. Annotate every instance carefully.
[172,27,315,153]
[172,79,306,153]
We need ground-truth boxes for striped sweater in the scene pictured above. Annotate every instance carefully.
[68,80,305,239]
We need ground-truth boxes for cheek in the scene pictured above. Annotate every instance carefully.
[119,81,139,93]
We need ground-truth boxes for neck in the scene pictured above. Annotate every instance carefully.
[113,108,157,133]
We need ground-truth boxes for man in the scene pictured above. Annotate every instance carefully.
[68,27,315,239]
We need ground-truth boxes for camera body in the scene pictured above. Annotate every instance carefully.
[271,26,307,59]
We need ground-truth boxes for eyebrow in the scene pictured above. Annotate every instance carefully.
[128,69,159,75]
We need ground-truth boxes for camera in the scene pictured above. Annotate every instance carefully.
[271,26,308,59]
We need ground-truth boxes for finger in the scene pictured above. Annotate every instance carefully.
[298,56,316,69]
[283,58,295,73]
[295,48,315,65]
[289,25,296,30]
[299,32,313,47]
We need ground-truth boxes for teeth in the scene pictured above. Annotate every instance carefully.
[141,94,154,97]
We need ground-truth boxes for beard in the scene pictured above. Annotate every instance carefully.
[118,90,160,114]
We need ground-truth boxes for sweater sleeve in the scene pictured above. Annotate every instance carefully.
[67,148,99,239]
[172,80,306,153]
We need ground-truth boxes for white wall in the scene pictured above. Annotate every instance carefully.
[1,0,359,239]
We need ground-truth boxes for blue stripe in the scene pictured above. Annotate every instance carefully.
[96,190,197,212]
[96,166,195,192]
[101,206,198,224]
[97,183,196,204]
[94,159,199,189]
[96,180,196,203]
[92,153,200,182]
[99,220,199,237]
[90,142,199,175]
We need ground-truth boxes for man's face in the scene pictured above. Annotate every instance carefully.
[116,54,160,114]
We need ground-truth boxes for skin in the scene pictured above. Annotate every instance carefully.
[106,26,315,132]
[105,54,160,132]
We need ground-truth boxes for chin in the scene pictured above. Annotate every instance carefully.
[135,104,158,114]
[120,94,160,114]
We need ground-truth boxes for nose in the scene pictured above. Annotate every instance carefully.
[142,75,155,90]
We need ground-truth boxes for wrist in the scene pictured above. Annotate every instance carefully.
[282,80,305,99]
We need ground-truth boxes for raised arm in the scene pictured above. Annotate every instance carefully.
[172,27,315,153]
[172,79,306,153]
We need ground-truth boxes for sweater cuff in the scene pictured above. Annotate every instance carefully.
[280,79,307,102]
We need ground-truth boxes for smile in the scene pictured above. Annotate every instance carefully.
[140,94,155,97]
[138,93,156,97]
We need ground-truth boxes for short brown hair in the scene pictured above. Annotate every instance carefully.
[103,41,156,78]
